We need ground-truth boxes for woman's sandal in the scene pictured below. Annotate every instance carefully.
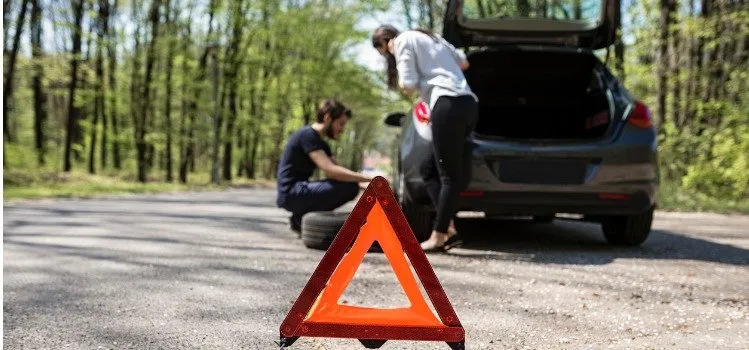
[420,239,447,253]
[420,230,463,253]
[443,230,463,251]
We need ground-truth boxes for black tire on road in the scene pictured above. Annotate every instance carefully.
[301,212,349,250]
[601,207,654,246]
[401,199,434,243]
[300,212,383,252]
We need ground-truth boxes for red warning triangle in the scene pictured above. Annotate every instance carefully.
[279,176,464,349]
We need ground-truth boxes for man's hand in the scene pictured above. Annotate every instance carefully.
[309,150,373,183]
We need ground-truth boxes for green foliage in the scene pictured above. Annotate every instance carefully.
[626,0,749,211]
[4,0,394,189]
[681,109,749,200]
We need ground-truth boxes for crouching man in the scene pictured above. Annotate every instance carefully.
[276,99,373,232]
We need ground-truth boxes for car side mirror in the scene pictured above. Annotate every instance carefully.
[384,112,406,127]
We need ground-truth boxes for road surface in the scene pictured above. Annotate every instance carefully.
[4,188,748,349]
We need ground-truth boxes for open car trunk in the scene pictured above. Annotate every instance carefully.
[465,47,612,140]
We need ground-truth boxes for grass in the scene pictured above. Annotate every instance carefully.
[4,169,748,215]
[657,180,749,214]
[3,169,274,201]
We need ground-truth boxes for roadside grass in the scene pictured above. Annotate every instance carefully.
[4,169,748,214]
[657,180,749,214]
[3,169,274,201]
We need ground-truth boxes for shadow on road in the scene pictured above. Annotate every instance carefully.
[451,218,749,266]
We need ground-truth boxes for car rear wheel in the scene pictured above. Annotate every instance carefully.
[601,207,654,246]
[401,199,434,243]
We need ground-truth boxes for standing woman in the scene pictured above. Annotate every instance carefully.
[372,25,478,252]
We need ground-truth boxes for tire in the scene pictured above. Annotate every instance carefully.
[532,215,555,223]
[301,212,349,250]
[601,207,654,246]
[401,199,434,243]
[300,212,383,252]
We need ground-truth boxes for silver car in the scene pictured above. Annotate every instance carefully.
[385,0,658,246]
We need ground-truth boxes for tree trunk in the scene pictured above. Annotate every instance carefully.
[240,130,251,178]
[3,0,30,143]
[164,0,175,182]
[711,15,727,102]
[87,87,100,174]
[222,2,246,182]
[98,0,112,170]
[697,0,712,105]
[108,0,121,169]
[178,25,192,184]
[135,0,162,182]
[88,0,108,174]
[4,0,13,51]
[249,132,260,179]
[210,47,222,185]
[656,0,673,128]
[30,0,47,165]
[63,0,85,172]
[425,0,434,30]
[614,0,625,81]
[222,84,237,181]
[669,15,681,128]
[401,0,414,26]
[683,0,697,127]
[236,129,244,178]
[129,3,143,177]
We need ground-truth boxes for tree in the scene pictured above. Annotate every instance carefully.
[103,0,117,169]
[221,0,249,181]
[134,0,163,182]
[656,0,675,127]
[163,0,177,182]
[63,0,86,172]
[89,0,109,174]
[30,0,47,165]
[3,0,30,143]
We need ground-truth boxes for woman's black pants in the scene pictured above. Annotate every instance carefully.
[420,95,478,233]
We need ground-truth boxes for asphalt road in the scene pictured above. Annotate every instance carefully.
[4,188,748,349]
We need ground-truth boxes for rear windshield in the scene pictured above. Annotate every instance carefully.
[463,0,602,22]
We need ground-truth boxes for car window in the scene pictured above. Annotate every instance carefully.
[463,0,603,22]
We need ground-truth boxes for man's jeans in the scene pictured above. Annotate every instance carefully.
[278,180,359,216]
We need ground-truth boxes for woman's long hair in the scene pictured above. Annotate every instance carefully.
[371,25,438,90]
[371,25,400,89]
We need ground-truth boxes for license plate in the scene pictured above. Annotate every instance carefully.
[497,159,587,185]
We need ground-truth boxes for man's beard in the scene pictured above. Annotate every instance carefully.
[324,124,336,139]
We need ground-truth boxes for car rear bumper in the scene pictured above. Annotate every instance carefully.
[456,187,655,216]
[456,125,659,216]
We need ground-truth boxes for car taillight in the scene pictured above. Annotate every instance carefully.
[415,101,430,124]
[628,101,653,128]
[598,193,632,200]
